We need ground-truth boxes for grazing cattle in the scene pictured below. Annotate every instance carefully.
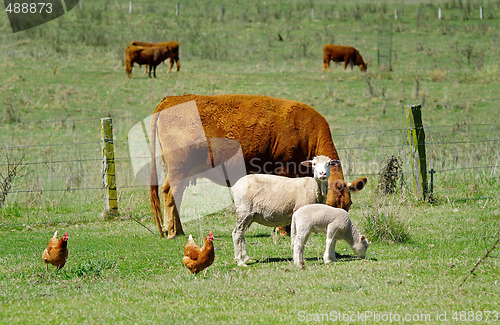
[322,44,367,73]
[150,94,367,238]
[124,41,180,78]
[129,41,180,74]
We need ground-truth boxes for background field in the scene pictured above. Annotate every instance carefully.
[1,0,499,323]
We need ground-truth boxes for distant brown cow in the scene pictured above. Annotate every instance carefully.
[124,41,180,78]
[129,41,180,74]
[322,44,367,72]
[150,94,367,238]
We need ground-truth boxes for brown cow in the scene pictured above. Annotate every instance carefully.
[129,41,180,74]
[322,44,367,72]
[150,94,367,238]
[124,41,180,78]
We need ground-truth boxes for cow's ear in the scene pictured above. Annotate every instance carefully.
[347,177,368,192]
[329,159,340,166]
[301,160,313,167]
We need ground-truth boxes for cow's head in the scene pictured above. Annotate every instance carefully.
[360,62,368,72]
[327,176,367,211]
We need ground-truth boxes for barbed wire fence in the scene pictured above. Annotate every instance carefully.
[1,104,499,218]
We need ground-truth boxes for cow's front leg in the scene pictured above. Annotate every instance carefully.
[322,60,330,72]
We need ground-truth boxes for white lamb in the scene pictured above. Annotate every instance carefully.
[231,155,336,267]
[291,203,369,268]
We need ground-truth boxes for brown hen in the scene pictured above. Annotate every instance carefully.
[182,231,214,276]
[42,231,69,271]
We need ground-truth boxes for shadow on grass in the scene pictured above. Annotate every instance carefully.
[250,253,377,265]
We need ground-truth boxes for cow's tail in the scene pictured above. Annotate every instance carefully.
[150,112,164,237]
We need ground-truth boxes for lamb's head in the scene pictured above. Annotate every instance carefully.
[352,235,369,259]
[301,155,336,182]
[302,156,367,211]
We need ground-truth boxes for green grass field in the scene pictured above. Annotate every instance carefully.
[1,0,499,323]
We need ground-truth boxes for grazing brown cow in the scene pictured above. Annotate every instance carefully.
[322,44,367,72]
[124,41,180,78]
[150,94,367,238]
[129,41,180,74]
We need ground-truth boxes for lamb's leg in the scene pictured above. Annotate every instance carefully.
[232,214,253,267]
[293,233,308,269]
[324,226,338,263]
[240,219,254,263]
[232,226,243,265]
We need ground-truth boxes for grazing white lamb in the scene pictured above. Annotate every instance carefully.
[291,204,369,268]
[231,156,336,266]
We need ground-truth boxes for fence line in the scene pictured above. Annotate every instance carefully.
[8,160,497,183]
[2,141,101,150]
[4,122,495,143]
[2,140,498,169]
[1,98,500,127]
[8,164,500,194]
[1,117,499,198]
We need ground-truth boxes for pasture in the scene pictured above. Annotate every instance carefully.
[1,0,499,323]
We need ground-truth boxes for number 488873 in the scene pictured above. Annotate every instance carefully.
[452,311,499,322]
[5,2,53,14]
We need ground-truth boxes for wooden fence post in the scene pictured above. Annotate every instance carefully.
[405,105,428,201]
[101,117,118,217]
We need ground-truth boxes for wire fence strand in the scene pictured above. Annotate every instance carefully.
[1,116,499,198]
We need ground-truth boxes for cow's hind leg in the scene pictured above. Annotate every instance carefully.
[161,177,186,238]
[167,58,174,73]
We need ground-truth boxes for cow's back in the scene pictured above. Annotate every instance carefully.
[130,41,179,58]
[154,94,338,177]
[323,44,355,60]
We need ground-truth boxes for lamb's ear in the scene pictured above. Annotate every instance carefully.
[301,160,313,167]
[347,177,368,192]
